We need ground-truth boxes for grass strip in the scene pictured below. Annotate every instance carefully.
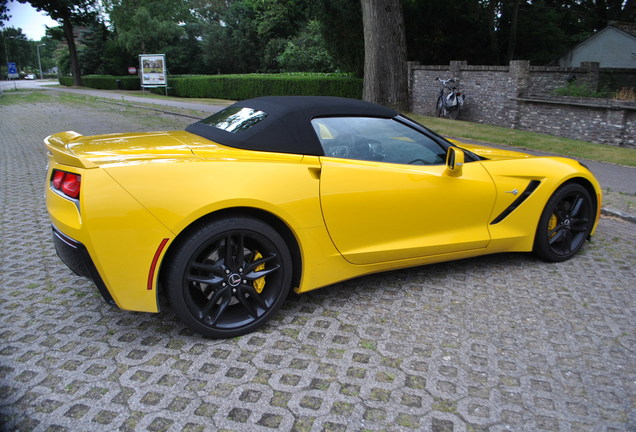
[411,114,636,167]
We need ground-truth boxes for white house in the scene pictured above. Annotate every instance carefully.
[556,22,636,69]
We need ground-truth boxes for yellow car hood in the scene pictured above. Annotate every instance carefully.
[451,140,534,160]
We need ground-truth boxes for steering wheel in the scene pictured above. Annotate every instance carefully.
[408,159,427,165]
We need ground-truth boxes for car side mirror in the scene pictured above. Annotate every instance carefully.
[446,147,464,176]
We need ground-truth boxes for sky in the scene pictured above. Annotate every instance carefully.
[5,1,58,41]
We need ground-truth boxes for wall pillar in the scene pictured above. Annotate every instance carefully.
[507,60,530,128]
[449,60,467,80]
[580,61,600,91]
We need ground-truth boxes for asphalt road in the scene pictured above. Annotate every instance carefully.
[0,83,635,431]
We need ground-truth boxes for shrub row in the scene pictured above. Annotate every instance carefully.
[60,74,362,99]
[59,76,73,86]
[164,74,363,99]
[59,75,140,90]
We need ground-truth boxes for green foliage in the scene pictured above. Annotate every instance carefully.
[20,0,98,23]
[78,20,111,75]
[0,0,9,24]
[554,82,611,99]
[1,27,33,75]
[163,74,362,99]
[103,0,190,53]
[276,20,335,73]
[201,1,261,74]
[60,74,140,90]
[315,0,364,76]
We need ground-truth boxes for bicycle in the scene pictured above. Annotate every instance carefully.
[435,77,465,120]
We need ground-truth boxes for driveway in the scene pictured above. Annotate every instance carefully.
[1,91,635,432]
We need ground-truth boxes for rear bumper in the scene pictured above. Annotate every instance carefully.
[52,226,116,306]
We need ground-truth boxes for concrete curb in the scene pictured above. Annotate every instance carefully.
[601,207,636,223]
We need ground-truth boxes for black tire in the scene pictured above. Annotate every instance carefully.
[533,183,595,262]
[165,217,292,338]
[447,104,460,120]
[435,96,444,117]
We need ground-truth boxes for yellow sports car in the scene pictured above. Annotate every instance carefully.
[45,96,602,338]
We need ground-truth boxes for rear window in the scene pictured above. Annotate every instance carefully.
[200,107,268,133]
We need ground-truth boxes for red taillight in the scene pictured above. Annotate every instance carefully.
[51,170,81,199]
[52,170,65,189]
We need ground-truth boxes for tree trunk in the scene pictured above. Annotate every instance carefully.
[487,0,500,64]
[361,0,408,111]
[61,12,82,86]
[506,0,520,63]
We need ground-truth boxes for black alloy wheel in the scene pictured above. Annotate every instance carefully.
[534,183,595,262]
[165,217,292,338]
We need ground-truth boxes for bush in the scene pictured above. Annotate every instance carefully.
[59,76,74,86]
[60,73,362,100]
[161,74,362,99]
[59,75,140,90]
[82,75,141,90]
[613,87,636,101]
[554,82,611,99]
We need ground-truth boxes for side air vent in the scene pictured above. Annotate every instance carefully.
[490,180,541,225]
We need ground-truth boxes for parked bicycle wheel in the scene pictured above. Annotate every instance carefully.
[435,96,444,117]
[435,95,460,120]
[446,104,460,120]
[434,77,464,120]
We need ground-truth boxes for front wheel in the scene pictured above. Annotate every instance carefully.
[533,183,595,262]
[435,96,444,117]
[164,217,292,338]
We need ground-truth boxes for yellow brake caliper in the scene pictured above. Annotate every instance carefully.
[253,251,266,293]
[547,214,558,239]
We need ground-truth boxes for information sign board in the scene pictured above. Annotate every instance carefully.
[139,54,167,87]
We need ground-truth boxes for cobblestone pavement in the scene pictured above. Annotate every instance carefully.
[1,92,635,432]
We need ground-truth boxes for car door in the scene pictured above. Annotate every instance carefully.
[314,117,497,265]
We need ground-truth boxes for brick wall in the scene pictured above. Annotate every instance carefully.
[409,61,636,148]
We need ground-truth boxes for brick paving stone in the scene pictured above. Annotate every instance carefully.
[1,91,635,431]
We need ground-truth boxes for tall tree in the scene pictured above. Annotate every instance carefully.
[1,27,30,75]
[0,0,10,24]
[19,0,97,86]
[316,0,364,76]
[506,0,520,62]
[361,0,409,110]
[104,0,191,54]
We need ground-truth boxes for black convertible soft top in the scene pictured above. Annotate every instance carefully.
[185,96,398,156]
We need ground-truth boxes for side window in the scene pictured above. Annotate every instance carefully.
[311,117,447,165]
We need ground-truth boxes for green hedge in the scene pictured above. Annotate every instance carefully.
[59,76,73,86]
[59,73,362,99]
[59,75,140,90]
[157,74,363,99]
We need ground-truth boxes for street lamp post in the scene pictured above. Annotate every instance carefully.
[3,35,16,82]
[37,44,45,79]
[3,35,9,67]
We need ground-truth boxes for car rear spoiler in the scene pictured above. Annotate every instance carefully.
[44,131,97,169]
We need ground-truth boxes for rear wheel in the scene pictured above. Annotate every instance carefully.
[447,104,460,120]
[165,217,292,338]
[533,183,594,262]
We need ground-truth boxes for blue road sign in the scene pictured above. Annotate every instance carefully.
[8,62,19,79]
